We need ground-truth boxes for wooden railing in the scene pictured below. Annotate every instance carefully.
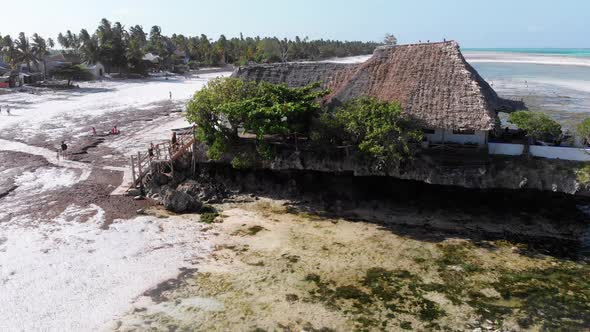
[129,131,196,188]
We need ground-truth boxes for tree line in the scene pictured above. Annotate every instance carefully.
[1,18,380,74]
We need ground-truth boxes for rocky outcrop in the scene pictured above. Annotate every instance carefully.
[176,178,228,203]
[193,143,590,196]
[160,186,202,213]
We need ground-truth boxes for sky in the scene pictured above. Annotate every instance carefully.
[1,0,589,48]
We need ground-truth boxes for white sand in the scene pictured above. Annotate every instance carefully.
[0,73,230,143]
[0,74,232,331]
[463,51,590,68]
[0,206,211,332]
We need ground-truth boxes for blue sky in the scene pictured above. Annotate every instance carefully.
[2,0,589,48]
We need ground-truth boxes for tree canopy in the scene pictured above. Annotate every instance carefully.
[51,19,380,73]
[577,118,590,145]
[508,111,562,142]
[186,78,422,167]
[323,97,422,167]
[3,19,383,76]
[383,33,398,46]
[49,64,92,86]
[186,77,329,160]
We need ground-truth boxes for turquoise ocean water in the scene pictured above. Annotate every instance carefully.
[462,48,590,127]
[464,48,590,57]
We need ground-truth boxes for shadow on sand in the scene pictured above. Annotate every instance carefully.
[200,165,590,261]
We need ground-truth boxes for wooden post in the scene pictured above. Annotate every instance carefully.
[130,156,136,185]
[192,127,197,176]
[137,152,143,183]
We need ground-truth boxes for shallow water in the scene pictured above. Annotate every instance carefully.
[465,50,590,129]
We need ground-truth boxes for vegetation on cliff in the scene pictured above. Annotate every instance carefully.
[576,118,590,145]
[186,77,422,167]
[317,97,422,167]
[508,111,562,142]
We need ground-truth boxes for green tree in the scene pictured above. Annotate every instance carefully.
[329,97,422,167]
[508,111,562,143]
[57,30,80,52]
[78,29,101,64]
[186,77,260,144]
[0,34,16,66]
[384,33,398,46]
[577,118,590,146]
[31,33,49,77]
[14,32,37,72]
[186,77,329,159]
[50,64,93,86]
[127,25,148,74]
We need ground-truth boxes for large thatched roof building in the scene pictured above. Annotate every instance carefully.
[233,41,525,145]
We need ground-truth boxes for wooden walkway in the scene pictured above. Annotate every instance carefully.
[129,130,196,191]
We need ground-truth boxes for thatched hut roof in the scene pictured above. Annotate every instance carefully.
[233,41,525,131]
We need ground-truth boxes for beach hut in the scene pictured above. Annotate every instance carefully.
[83,62,106,79]
[233,41,525,146]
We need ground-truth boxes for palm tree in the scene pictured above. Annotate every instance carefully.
[78,29,101,64]
[31,33,49,77]
[14,32,37,72]
[1,35,17,67]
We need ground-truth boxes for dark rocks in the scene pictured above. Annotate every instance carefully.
[161,186,202,213]
[176,178,228,204]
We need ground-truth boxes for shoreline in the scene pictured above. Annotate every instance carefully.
[1,68,589,330]
[463,50,590,68]
[114,196,590,331]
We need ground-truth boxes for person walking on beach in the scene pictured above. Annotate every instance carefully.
[111,126,119,135]
[59,141,68,160]
[6,107,10,116]
[92,127,97,136]
[169,91,172,100]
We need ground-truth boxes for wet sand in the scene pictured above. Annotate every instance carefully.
[114,198,590,331]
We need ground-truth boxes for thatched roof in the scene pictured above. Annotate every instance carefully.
[233,41,525,131]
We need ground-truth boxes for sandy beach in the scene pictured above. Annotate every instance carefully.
[0,72,230,330]
[0,57,589,331]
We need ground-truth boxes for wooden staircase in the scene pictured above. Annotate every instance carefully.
[129,130,196,192]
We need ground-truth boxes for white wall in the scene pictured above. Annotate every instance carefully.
[488,143,524,156]
[425,129,487,145]
[530,146,590,161]
[488,142,590,161]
